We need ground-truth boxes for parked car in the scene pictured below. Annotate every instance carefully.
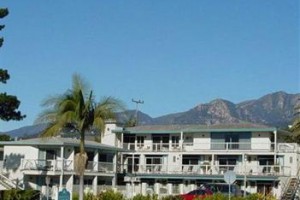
[180,187,213,200]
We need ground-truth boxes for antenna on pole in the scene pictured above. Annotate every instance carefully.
[132,99,144,126]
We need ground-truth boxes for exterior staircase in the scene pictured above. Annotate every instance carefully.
[0,172,24,190]
[281,177,299,200]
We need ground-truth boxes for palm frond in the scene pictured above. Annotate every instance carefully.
[93,117,105,134]
[34,109,58,124]
[40,123,63,137]
[72,73,90,97]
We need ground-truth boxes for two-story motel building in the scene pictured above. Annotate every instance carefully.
[0,121,299,199]
[102,122,299,199]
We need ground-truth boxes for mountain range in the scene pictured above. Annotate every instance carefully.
[122,91,299,127]
[5,91,300,138]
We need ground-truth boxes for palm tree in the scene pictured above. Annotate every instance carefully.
[36,74,124,200]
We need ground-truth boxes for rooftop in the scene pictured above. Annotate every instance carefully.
[0,137,127,151]
[114,123,283,134]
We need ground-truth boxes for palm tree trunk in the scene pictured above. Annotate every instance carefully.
[79,174,84,200]
[79,130,86,200]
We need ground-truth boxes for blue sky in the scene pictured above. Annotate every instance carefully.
[0,0,299,132]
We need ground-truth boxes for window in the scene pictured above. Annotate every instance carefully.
[211,132,251,150]
[137,136,144,147]
[124,134,135,143]
[46,150,56,160]
[152,134,169,150]
[172,136,179,147]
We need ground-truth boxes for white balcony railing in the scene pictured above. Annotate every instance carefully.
[123,142,275,152]
[122,163,291,177]
[21,159,114,173]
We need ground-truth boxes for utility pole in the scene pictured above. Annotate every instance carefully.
[132,99,144,126]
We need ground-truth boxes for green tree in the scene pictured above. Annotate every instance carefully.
[0,8,25,121]
[0,134,11,141]
[289,102,300,143]
[36,74,124,200]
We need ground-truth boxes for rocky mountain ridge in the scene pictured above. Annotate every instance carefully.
[134,91,299,127]
[4,91,300,138]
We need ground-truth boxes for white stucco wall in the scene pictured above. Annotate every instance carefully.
[3,145,38,181]
[193,132,210,150]
[102,122,117,146]
[251,132,271,150]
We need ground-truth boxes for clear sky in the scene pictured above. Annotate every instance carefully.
[0,0,299,132]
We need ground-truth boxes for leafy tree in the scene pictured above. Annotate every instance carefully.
[36,74,124,200]
[288,101,300,143]
[0,8,25,121]
[0,134,11,141]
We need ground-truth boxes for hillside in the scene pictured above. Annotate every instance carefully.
[4,91,300,137]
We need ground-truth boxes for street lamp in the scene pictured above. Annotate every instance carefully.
[45,176,51,200]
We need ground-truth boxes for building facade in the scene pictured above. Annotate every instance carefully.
[0,137,124,199]
[0,122,299,199]
[102,122,300,199]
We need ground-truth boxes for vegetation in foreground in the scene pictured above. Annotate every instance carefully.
[2,189,40,200]
[72,189,277,200]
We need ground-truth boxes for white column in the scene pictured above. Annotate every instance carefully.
[59,146,64,189]
[94,150,99,172]
[126,182,132,198]
[167,183,172,195]
[273,130,277,162]
[93,176,98,195]
[141,182,147,195]
[154,182,160,194]
[180,131,183,150]
[113,152,117,187]
[179,183,184,194]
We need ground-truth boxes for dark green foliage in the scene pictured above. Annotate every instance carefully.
[97,189,124,200]
[133,194,159,200]
[3,189,40,200]
[0,69,10,83]
[0,134,11,141]
[0,92,26,121]
[0,8,26,122]
[0,8,8,18]
[161,195,182,200]
[285,101,300,143]
[124,116,137,127]
[73,189,124,200]
[71,191,277,200]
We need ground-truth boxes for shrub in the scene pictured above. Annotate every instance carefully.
[3,189,40,200]
[96,189,124,200]
[132,194,158,200]
[161,195,182,200]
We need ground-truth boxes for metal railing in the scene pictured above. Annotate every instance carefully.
[122,142,276,152]
[21,159,114,173]
[121,163,291,177]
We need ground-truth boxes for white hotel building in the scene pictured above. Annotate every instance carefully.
[103,122,299,199]
[0,121,299,199]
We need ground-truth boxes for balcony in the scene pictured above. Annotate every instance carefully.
[123,142,275,152]
[20,159,114,174]
[122,163,291,177]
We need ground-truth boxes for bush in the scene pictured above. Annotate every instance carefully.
[161,195,182,200]
[132,194,159,200]
[96,189,124,200]
[3,189,40,200]
[244,193,276,200]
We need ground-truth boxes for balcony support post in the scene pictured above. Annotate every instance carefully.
[273,130,277,163]
[180,131,183,150]
[59,146,64,189]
